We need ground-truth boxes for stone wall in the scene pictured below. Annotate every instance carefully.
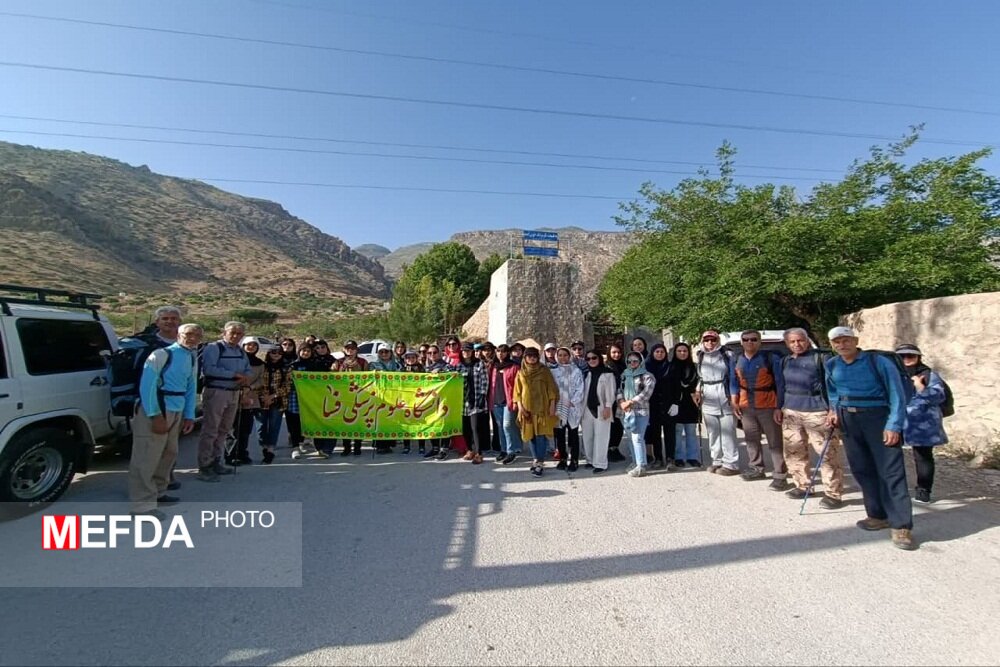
[843,292,1000,455]
[488,259,584,345]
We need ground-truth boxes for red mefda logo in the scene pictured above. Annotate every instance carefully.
[42,515,193,550]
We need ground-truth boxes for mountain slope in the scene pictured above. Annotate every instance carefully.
[0,141,389,299]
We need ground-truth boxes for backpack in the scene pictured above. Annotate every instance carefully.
[734,350,781,393]
[921,369,955,418]
[109,334,170,417]
[865,350,916,405]
[696,348,734,397]
[781,349,831,403]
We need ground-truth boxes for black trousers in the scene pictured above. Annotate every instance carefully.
[841,407,912,529]
[234,408,257,458]
[462,412,491,454]
[911,446,936,492]
[553,424,580,463]
[285,411,302,447]
[645,412,676,462]
[608,417,624,459]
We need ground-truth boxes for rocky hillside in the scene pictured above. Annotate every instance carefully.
[0,141,389,299]
[382,227,636,309]
[354,244,392,261]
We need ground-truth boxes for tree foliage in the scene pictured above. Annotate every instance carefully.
[599,134,1000,342]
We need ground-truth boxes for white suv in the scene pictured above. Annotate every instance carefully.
[0,286,124,508]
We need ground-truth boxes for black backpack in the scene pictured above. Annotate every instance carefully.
[109,334,170,417]
[780,349,831,402]
[921,369,955,418]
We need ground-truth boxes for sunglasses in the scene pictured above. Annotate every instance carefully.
[628,358,641,364]
[701,336,718,342]
[267,350,282,354]
[741,337,759,342]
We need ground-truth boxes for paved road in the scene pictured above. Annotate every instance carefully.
[2,434,999,666]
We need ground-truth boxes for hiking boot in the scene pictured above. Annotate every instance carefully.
[167,481,181,491]
[856,517,891,531]
[707,464,720,474]
[715,467,740,477]
[423,448,440,459]
[891,528,917,551]
[462,451,475,461]
[556,460,567,471]
[819,495,843,510]
[785,487,808,499]
[196,468,220,483]
[568,461,579,472]
[686,459,702,468]
[262,450,275,464]
[628,466,647,478]
[211,461,234,475]
[913,488,932,504]
[501,453,517,465]
[156,495,180,506]
[768,478,792,492]
[741,469,767,481]
[673,459,686,468]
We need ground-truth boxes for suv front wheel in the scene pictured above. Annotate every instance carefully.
[0,427,78,506]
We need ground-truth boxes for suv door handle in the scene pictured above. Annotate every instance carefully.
[90,376,107,386]
[0,393,9,399]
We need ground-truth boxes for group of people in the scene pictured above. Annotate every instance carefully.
[127,307,949,551]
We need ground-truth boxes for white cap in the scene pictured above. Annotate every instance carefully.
[543,342,557,351]
[827,326,857,340]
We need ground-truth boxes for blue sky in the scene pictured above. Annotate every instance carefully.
[1,0,997,249]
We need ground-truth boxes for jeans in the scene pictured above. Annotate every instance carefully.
[626,412,650,467]
[491,405,508,453]
[911,446,935,493]
[529,435,549,461]
[675,422,700,462]
[256,407,284,448]
[840,407,913,529]
[502,406,523,453]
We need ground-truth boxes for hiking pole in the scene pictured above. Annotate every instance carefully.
[799,430,834,515]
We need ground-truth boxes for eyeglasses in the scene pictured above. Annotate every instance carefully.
[427,351,439,355]
[586,355,600,361]
[741,337,759,343]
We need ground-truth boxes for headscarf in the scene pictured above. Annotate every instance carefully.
[586,348,609,417]
[606,345,626,384]
[622,352,647,400]
[553,348,584,427]
[665,342,698,388]
[645,343,670,380]
[515,355,560,441]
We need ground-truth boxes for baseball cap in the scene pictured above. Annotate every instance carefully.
[827,326,857,340]
[543,342,557,351]
[473,342,484,350]
[461,342,475,351]
[344,339,358,348]
[895,343,922,356]
[571,340,585,347]
[403,349,419,358]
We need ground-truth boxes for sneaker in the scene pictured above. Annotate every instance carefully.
[740,469,767,481]
[568,461,579,472]
[819,495,843,510]
[436,449,449,461]
[462,451,475,461]
[423,448,440,459]
[494,451,506,463]
[584,463,593,469]
[472,454,483,465]
[768,478,792,492]
[418,446,426,455]
[402,446,411,455]
[196,468,220,483]
[913,488,932,504]
[715,467,740,476]
[650,460,664,470]
[211,461,234,476]
[167,481,181,491]
[262,450,275,464]
[156,495,180,506]
[856,517,891,531]
[314,449,330,459]
[686,459,702,468]
[131,508,166,521]
[628,466,647,478]
[784,487,808,499]
[291,447,302,460]
[501,453,517,465]
[530,465,543,477]
[707,464,720,474]
[891,528,917,551]
[592,467,606,474]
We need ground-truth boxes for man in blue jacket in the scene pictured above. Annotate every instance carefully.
[825,326,914,550]
[128,323,202,518]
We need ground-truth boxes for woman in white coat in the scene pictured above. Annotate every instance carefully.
[581,349,616,473]
[552,346,585,471]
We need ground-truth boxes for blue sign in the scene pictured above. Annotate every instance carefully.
[522,230,559,242]
[523,246,559,258]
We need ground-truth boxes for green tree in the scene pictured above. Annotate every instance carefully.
[599,134,1000,342]
[404,241,482,310]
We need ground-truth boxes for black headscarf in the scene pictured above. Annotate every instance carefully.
[665,342,698,386]
[645,343,670,380]
[606,345,626,383]
[586,349,609,418]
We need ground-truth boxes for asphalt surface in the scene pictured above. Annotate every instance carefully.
[2,432,999,666]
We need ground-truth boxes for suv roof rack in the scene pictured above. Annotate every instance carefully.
[0,284,103,320]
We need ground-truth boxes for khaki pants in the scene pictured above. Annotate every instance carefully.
[782,409,843,499]
[742,408,786,479]
[198,388,240,468]
[128,408,182,513]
